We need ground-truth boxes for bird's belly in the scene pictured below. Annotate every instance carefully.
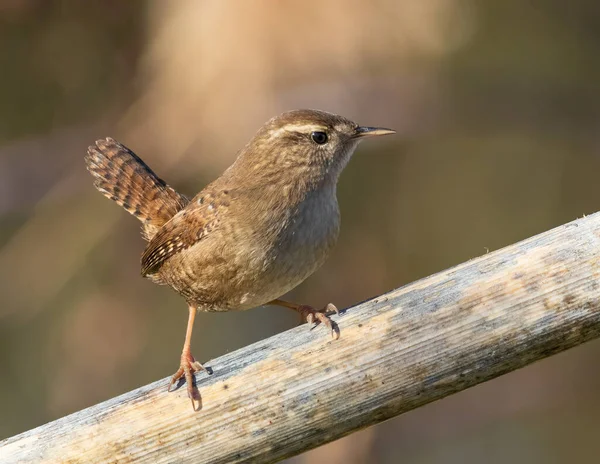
[218,219,338,310]
[165,239,334,312]
[160,192,340,311]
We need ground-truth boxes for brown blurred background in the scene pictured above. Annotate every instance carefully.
[2,1,600,462]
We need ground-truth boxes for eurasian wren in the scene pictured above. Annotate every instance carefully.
[85,109,394,409]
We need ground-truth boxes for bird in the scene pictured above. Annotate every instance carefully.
[85,109,394,410]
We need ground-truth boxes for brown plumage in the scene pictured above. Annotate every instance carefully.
[85,138,188,240]
[85,109,394,410]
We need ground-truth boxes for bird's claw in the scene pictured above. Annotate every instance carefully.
[299,304,340,339]
[168,350,206,411]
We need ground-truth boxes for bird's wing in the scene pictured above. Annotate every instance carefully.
[140,193,223,277]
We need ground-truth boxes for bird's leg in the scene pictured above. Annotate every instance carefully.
[269,299,339,339]
[168,303,206,411]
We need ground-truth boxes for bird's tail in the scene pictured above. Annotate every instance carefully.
[85,138,189,240]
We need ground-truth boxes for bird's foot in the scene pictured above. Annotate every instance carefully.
[269,299,340,339]
[168,349,206,411]
[297,303,340,339]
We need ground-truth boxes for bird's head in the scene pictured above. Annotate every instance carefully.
[234,109,395,187]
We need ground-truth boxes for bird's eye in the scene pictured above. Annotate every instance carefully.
[311,131,328,145]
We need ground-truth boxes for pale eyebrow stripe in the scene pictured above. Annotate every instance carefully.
[270,123,328,137]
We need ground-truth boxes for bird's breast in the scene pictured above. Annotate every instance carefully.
[260,187,340,293]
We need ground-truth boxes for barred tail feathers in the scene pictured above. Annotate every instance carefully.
[85,138,189,240]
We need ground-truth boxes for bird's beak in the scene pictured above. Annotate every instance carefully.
[353,126,396,138]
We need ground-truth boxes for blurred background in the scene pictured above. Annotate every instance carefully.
[2,0,600,462]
